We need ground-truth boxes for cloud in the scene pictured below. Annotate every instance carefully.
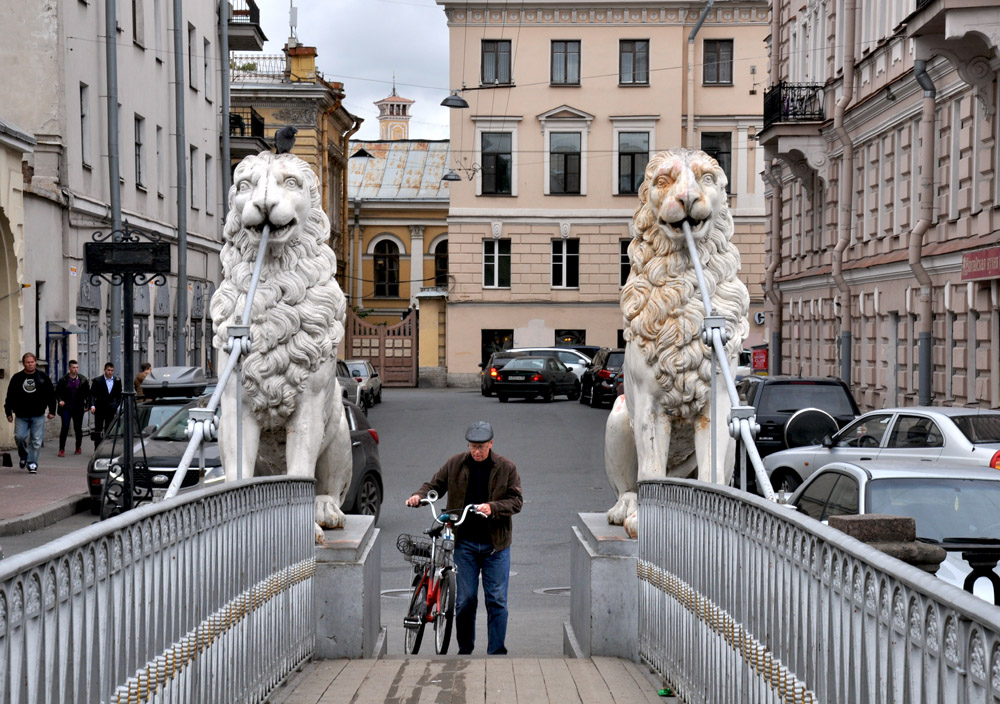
[256,0,451,141]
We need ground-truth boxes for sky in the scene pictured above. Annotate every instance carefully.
[254,0,452,141]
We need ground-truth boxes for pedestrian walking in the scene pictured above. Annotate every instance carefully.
[89,362,122,446]
[406,421,523,655]
[55,359,91,456]
[3,352,56,473]
[134,361,152,401]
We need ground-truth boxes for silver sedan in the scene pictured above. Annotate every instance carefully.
[763,407,1000,493]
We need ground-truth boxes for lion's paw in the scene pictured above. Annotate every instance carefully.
[315,494,346,530]
[623,510,638,539]
[607,491,638,526]
[314,523,326,544]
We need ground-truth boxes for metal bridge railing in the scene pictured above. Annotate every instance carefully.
[0,477,316,703]
[638,479,1000,704]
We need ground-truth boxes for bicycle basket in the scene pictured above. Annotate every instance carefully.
[396,534,433,565]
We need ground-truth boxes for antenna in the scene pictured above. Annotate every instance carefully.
[289,0,298,45]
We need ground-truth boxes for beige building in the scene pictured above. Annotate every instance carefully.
[760,0,1000,410]
[0,0,238,382]
[437,0,771,384]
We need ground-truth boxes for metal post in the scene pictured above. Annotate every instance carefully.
[173,0,188,364]
[219,0,231,218]
[106,0,123,371]
[121,272,135,510]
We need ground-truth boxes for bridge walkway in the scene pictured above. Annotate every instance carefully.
[272,656,673,704]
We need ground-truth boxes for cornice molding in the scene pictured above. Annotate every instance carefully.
[442,4,769,27]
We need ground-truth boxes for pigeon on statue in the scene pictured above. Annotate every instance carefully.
[274,126,298,154]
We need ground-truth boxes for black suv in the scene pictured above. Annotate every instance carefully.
[580,348,626,408]
[734,375,860,491]
[479,351,524,397]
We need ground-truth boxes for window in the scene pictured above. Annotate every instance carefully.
[187,24,197,90]
[153,0,162,59]
[620,239,631,287]
[794,472,838,520]
[373,240,400,297]
[551,41,580,85]
[703,39,733,85]
[618,132,648,195]
[888,416,944,448]
[555,330,586,346]
[481,40,511,85]
[134,115,145,187]
[155,125,164,196]
[203,39,212,99]
[189,145,199,209]
[434,240,448,287]
[619,40,649,85]
[549,133,581,195]
[131,0,144,45]
[483,239,511,288]
[205,154,213,215]
[80,83,91,167]
[482,132,512,195]
[551,238,579,288]
[834,414,892,448]
[701,132,732,191]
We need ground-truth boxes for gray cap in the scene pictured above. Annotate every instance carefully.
[465,421,494,443]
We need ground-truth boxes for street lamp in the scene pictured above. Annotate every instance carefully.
[440,159,481,182]
[440,81,512,109]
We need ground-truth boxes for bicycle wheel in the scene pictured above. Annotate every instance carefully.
[434,569,456,654]
[404,578,428,655]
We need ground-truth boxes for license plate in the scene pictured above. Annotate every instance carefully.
[507,375,525,381]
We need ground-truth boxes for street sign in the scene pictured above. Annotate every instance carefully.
[752,346,768,372]
[85,242,171,275]
[961,246,1000,281]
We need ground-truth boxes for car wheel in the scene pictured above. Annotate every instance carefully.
[543,385,555,403]
[568,381,581,401]
[89,497,101,516]
[376,387,382,404]
[589,388,601,408]
[481,383,490,397]
[498,394,509,403]
[354,472,382,523]
[772,469,802,495]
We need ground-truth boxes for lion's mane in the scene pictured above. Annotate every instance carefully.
[211,153,346,430]
[621,149,750,420]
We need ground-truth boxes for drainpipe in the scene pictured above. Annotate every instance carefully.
[910,57,937,406]
[831,0,856,385]
[768,0,779,83]
[342,115,363,276]
[173,0,188,364]
[687,0,715,148]
[763,160,783,375]
[219,0,231,219]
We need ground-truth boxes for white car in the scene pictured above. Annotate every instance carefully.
[763,407,1000,493]
[506,347,593,380]
[345,359,383,406]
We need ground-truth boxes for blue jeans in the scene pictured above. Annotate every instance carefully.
[453,540,510,655]
[15,415,46,466]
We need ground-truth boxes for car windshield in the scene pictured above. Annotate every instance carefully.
[504,358,547,371]
[607,352,625,368]
[757,384,856,416]
[951,415,1000,444]
[153,401,219,441]
[867,477,1000,542]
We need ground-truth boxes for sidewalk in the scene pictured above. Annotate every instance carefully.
[0,436,93,537]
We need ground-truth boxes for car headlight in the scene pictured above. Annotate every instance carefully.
[93,458,110,471]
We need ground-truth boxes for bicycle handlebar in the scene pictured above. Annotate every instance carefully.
[412,489,486,525]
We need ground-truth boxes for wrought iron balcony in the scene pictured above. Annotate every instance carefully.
[228,0,267,51]
[763,81,825,130]
[229,106,265,139]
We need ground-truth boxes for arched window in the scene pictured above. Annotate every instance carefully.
[374,240,400,297]
[434,239,449,288]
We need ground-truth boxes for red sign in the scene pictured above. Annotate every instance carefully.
[752,347,768,372]
[961,246,1000,281]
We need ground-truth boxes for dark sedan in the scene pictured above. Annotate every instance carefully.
[493,356,581,403]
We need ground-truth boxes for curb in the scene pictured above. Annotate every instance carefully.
[0,493,92,538]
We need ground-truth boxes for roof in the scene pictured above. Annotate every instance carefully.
[347,140,452,201]
[811,460,1000,482]
[856,406,1000,418]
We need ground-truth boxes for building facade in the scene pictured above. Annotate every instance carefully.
[0,0,236,384]
[437,0,770,384]
[760,0,1000,410]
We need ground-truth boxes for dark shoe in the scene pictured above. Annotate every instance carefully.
[27,463,38,474]
[74,447,82,455]
[58,450,65,457]
[19,459,26,469]
[458,649,472,655]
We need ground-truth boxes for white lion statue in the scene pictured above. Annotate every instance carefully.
[211,151,353,539]
[606,148,750,537]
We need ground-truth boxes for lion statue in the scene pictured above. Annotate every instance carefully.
[605,148,750,537]
[211,151,353,539]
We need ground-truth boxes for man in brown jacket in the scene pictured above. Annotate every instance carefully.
[406,421,522,655]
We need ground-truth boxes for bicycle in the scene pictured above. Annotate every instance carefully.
[396,490,485,655]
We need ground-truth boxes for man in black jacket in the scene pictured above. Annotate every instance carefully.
[55,359,91,456]
[406,421,523,655]
[3,353,56,473]
[89,362,122,446]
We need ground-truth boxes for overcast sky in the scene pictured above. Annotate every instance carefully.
[254,0,451,141]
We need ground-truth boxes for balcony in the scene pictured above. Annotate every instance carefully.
[228,0,267,52]
[229,106,269,159]
[763,82,824,130]
[907,0,998,98]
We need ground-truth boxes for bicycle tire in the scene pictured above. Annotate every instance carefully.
[434,569,456,654]
[404,579,428,655]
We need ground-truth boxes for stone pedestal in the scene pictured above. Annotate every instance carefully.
[314,515,386,659]
[564,512,638,661]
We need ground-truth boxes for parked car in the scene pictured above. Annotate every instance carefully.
[479,351,525,397]
[580,347,626,408]
[336,359,367,412]
[506,347,592,380]
[763,407,1000,494]
[787,461,1000,603]
[493,356,582,402]
[345,359,383,406]
[568,345,602,361]
[93,397,384,521]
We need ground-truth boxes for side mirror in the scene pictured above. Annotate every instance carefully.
[821,434,834,448]
[372,371,379,377]
[141,424,157,436]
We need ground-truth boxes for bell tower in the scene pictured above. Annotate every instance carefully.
[374,79,414,140]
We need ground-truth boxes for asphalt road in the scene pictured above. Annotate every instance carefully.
[373,387,617,656]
